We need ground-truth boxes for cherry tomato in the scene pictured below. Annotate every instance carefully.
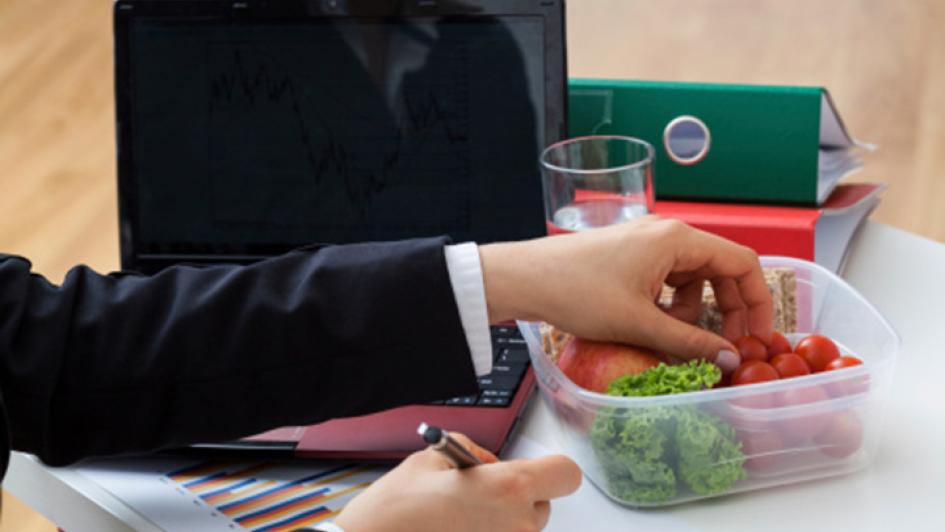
[777,385,831,442]
[720,407,773,431]
[794,334,841,372]
[825,356,870,397]
[814,410,864,458]
[734,335,768,363]
[730,361,780,408]
[825,356,863,371]
[732,360,780,385]
[770,353,811,379]
[739,430,785,472]
[766,331,793,358]
[778,384,830,409]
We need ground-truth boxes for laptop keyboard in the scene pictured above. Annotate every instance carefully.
[433,325,531,408]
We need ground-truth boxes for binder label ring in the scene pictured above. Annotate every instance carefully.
[664,115,711,166]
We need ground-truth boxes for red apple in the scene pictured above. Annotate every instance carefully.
[556,338,661,393]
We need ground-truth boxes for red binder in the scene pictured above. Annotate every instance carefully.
[653,183,885,273]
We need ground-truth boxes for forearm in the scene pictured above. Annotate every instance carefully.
[0,239,478,465]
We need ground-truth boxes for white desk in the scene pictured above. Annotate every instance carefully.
[7,221,945,532]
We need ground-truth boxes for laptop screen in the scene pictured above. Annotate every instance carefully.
[116,2,564,268]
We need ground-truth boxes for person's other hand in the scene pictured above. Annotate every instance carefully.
[479,216,773,372]
[332,432,581,532]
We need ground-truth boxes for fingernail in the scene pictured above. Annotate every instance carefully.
[715,349,740,373]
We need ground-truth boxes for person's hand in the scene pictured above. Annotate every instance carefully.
[332,432,581,532]
[479,216,773,372]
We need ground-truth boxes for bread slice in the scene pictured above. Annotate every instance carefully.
[539,321,573,362]
[658,267,798,335]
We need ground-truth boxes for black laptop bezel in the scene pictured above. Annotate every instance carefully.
[113,0,567,273]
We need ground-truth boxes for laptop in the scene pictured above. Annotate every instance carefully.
[113,0,567,459]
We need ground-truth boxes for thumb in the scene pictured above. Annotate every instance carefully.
[634,306,741,373]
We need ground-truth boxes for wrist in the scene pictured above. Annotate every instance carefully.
[479,240,544,323]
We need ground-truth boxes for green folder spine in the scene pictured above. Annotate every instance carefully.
[568,78,829,205]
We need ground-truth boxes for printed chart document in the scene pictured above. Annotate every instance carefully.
[78,457,387,532]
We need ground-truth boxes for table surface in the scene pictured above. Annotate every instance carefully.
[7,221,945,532]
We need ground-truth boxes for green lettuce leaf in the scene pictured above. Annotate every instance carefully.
[607,360,722,397]
[674,406,747,495]
[589,360,745,505]
[590,407,678,503]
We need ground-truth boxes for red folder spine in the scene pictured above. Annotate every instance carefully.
[653,201,821,260]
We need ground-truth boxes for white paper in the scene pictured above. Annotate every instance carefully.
[817,196,881,273]
[817,148,863,204]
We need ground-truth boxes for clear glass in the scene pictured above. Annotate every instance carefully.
[540,136,655,234]
[519,257,899,507]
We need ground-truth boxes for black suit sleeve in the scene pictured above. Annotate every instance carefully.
[0,237,479,470]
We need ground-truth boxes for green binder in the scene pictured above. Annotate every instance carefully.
[568,78,865,206]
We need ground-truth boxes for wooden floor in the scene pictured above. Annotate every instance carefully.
[0,0,943,529]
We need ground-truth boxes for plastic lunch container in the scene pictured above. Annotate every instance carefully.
[519,256,899,507]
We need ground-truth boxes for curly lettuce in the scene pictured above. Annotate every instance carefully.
[674,406,746,496]
[590,360,745,505]
[607,360,722,397]
[590,406,678,503]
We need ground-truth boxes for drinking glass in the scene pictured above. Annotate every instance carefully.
[540,136,654,234]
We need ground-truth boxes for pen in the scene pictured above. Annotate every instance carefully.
[417,422,483,469]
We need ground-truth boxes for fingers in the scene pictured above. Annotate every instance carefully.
[663,277,706,324]
[406,447,458,471]
[408,432,498,471]
[710,276,748,341]
[450,432,499,464]
[534,500,551,529]
[671,227,774,343]
[508,454,582,501]
[634,304,741,373]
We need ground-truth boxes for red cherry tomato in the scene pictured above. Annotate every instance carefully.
[825,356,863,371]
[734,335,768,363]
[770,353,811,379]
[721,406,774,430]
[778,384,830,408]
[732,360,780,385]
[739,430,785,472]
[777,385,831,442]
[814,410,864,458]
[766,331,793,358]
[825,356,870,397]
[730,361,780,409]
[794,334,841,372]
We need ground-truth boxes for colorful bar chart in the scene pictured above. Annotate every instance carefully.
[162,460,386,532]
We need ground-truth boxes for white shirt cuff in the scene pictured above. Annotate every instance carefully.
[444,242,493,376]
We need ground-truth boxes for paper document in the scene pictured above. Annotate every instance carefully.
[79,457,387,532]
